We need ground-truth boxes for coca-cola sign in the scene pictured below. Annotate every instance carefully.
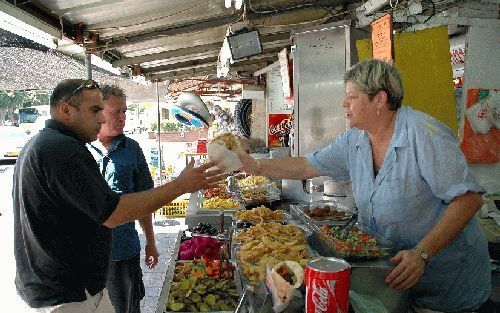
[312,282,332,312]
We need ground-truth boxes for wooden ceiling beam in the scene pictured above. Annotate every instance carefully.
[112,42,221,67]
[95,15,238,50]
[112,32,290,68]
[146,63,266,81]
[140,57,219,74]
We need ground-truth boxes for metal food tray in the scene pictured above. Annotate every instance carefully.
[290,200,357,227]
[156,230,245,313]
[196,206,245,214]
[319,230,386,261]
[196,199,246,214]
[233,211,291,225]
[240,184,281,204]
[231,213,313,244]
[231,225,319,313]
[316,224,394,262]
[230,218,318,279]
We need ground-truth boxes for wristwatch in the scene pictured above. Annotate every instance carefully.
[414,246,429,264]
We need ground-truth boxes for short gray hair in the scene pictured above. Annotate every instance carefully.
[343,59,403,110]
[101,84,126,102]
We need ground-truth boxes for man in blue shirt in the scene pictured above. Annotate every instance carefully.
[88,85,158,313]
[237,60,492,312]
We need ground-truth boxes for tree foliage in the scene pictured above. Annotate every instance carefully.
[150,120,188,132]
[0,90,50,125]
[127,102,148,114]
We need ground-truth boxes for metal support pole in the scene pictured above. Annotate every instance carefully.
[155,81,163,186]
[85,53,92,80]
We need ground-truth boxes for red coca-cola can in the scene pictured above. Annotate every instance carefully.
[305,257,351,313]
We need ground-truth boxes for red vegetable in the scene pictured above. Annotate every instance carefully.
[178,237,224,260]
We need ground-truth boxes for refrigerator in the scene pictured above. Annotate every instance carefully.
[282,20,368,201]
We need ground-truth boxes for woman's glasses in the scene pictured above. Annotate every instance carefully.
[63,80,101,104]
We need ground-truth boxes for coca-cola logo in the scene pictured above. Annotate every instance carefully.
[477,107,487,119]
[269,117,292,136]
[312,282,329,313]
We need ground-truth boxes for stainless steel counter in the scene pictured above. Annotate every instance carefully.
[162,198,410,313]
[155,232,181,313]
[184,192,233,229]
[155,230,245,313]
[289,203,411,313]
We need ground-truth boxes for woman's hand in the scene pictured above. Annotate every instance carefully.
[385,249,426,290]
[237,150,260,174]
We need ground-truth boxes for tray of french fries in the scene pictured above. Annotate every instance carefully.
[233,206,289,233]
[241,184,281,205]
[237,175,271,188]
[197,196,245,213]
[237,175,281,206]
[231,216,315,283]
[234,205,285,223]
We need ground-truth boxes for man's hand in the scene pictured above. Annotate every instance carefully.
[385,249,425,290]
[176,160,226,193]
[145,243,159,269]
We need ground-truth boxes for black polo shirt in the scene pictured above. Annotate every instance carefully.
[12,119,120,308]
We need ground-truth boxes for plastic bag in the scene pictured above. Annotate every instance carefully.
[487,90,500,129]
[349,290,390,313]
[207,141,242,173]
[465,97,492,134]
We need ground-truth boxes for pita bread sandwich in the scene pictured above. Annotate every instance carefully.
[210,132,241,152]
[269,261,304,302]
[207,132,243,172]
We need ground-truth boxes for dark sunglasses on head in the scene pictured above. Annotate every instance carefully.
[63,80,101,104]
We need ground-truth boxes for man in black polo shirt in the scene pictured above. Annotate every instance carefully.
[12,79,223,313]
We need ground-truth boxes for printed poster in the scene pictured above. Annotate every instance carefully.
[460,88,499,163]
[268,113,292,148]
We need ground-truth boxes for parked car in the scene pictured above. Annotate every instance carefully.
[0,126,29,164]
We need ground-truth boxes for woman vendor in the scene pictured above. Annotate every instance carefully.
[237,59,492,313]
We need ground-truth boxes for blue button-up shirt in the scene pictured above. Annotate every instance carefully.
[308,106,490,312]
[88,135,153,261]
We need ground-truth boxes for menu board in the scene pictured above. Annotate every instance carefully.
[267,67,293,113]
[278,48,292,98]
[371,13,394,61]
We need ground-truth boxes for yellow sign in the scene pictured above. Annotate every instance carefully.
[356,26,458,134]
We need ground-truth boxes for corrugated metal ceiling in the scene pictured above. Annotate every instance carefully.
[8,0,349,82]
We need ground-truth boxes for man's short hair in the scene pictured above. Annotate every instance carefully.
[101,85,126,102]
[50,79,92,109]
